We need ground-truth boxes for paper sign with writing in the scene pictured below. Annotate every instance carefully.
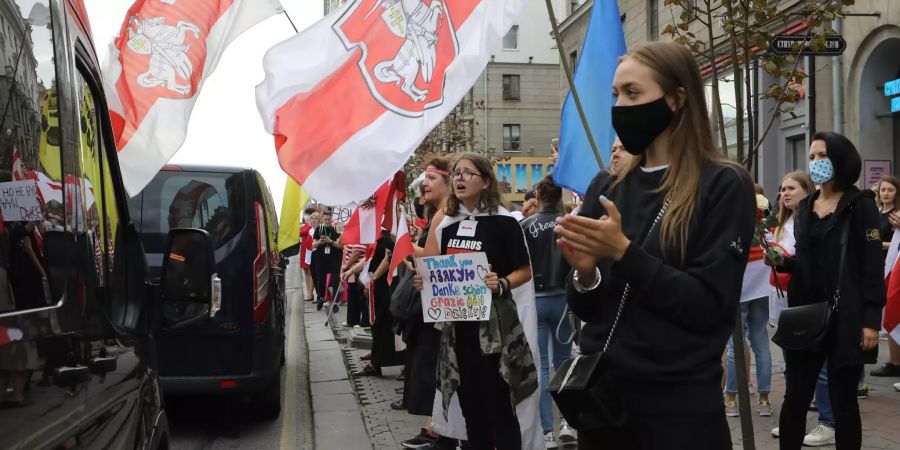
[0,180,43,222]
[415,252,492,322]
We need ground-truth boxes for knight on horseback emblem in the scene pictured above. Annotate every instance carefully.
[126,14,201,96]
[334,0,458,117]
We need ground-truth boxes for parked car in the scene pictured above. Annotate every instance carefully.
[128,165,286,418]
[0,0,168,448]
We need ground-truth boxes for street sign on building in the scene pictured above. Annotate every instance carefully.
[769,35,847,56]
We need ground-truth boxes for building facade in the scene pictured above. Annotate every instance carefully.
[470,0,566,159]
[0,0,40,169]
[557,0,900,197]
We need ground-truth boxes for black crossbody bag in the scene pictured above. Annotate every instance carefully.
[548,197,670,430]
[772,214,850,353]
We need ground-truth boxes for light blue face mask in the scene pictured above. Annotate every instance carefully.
[809,159,834,185]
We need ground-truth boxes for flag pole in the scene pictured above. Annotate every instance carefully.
[544,0,605,170]
[283,10,299,33]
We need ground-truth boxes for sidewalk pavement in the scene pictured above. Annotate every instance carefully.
[304,300,372,450]
[317,305,900,449]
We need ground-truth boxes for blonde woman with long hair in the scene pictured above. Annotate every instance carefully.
[554,41,756,447]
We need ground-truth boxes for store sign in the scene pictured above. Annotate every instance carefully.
[886,78,900,113]
[864,160,892,189]
[769,35,846,56]
[495,157,555,201]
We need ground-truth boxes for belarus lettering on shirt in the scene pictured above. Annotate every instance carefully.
[446,238,483,253]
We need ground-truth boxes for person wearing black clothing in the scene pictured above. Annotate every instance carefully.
[768,132,883,450]
[554,42,756,449]
[311,221,342,310]
[519,176,575,447]
[875,175,898,254]
[355,230,405,377]
[415,153,541,449]
[399,159,460,450]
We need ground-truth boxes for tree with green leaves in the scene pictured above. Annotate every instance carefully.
[663,0,853,172]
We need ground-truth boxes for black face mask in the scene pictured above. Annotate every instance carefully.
[413,199,425,219]
[611,96,675,155]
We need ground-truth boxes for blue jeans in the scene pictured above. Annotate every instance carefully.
[536,294,572,434]
[725,297,772,395]
[816,365,835,427]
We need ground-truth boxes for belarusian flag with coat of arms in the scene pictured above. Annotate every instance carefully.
[256,0,528,205]
[103,0,282,196]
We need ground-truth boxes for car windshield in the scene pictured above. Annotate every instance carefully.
[128,171,247,254]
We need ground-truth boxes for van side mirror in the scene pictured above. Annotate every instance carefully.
[160,229,221,318]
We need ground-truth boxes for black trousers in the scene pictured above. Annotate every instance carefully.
[454,322,521,450]
[577,411,732,450]
[779,350,862,450]
[403,324,441,416]
[344,282,369,327]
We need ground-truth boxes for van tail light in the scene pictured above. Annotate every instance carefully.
[253,202,270,323]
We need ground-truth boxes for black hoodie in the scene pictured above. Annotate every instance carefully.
[567,163,755,414]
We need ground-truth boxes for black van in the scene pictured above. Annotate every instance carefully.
[128,165,286,418]
[0,0,168,448]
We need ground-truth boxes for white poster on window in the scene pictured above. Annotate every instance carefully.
[0,180,42,221]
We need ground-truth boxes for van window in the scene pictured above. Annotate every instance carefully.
[0,0,62,313]
[129,171,247,254]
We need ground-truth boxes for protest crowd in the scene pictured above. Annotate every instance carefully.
[282,41,898,450]
[3,0,899,448]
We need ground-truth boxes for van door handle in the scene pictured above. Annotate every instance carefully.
[89,357,118,374]
[53,366,90,387]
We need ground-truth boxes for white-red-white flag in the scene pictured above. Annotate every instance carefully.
[342,171,405,244]
[388,211,413,284]
[255,0,527,205]
[103,0,282,196]
[885,230,900,344]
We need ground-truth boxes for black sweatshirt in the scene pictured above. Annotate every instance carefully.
[567,163,755,414]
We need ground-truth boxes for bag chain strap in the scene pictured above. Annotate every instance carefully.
[601,196,671,354]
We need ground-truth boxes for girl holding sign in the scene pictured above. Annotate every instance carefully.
[553,42,756,448]
[415,153,542,450]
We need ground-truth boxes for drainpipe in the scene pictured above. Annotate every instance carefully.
[832,18,844,135]
[483,68,489,154]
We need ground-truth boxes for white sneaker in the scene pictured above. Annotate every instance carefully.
[544,431,558,449]
[894,382,900,392]
[771,427,779,438]
[803,424,836,447]
[558,419,577,443]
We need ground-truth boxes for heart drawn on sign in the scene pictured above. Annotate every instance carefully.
[476,265,488,282]
[427,307,442,321]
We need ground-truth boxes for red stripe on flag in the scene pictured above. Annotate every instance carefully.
[885,253,900,341]
[273,0,481,185]
[274,52,383,185]
[388,212,413,285]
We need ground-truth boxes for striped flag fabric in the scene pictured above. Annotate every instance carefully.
[103,0,282,196]
[388,211,413,284]
[255,0,528,205]
[342,172,405,245]
[885,230,900,344]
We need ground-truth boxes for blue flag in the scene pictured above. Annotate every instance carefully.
[553,0,626,196]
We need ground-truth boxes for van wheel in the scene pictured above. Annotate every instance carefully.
[256,371,282,420]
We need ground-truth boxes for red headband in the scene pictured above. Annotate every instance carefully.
[425,167,449,176]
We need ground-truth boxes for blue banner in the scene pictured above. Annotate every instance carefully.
[553,0,626,195]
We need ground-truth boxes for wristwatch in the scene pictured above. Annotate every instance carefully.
[572,267,602,293]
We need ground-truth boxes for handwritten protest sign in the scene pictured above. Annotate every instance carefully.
[415,252,492,322]
[0,180,42,222]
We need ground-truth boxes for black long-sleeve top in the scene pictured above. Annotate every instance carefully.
[567,163,755,414]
